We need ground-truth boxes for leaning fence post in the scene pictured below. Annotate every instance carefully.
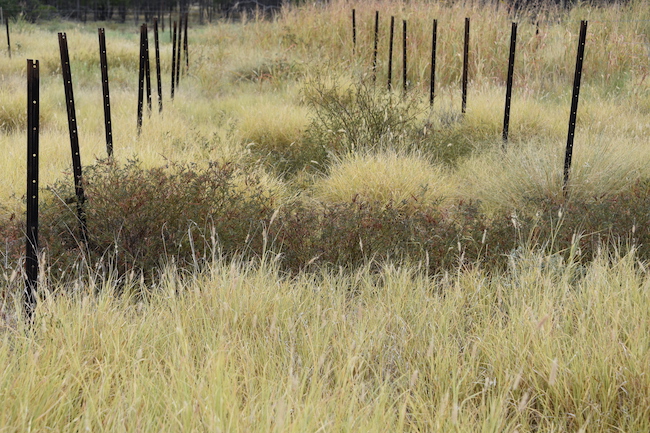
[430,19,437,106]
[25,59,39,320]
[387,16,394,91]
[58,33,87,242]
[502,22,517,146]
[98,28,113,157]
[5,18,10,58]
[154,18,163,112]
[563,20,588,197]
[462,17,470,114]
[372,11,379,83]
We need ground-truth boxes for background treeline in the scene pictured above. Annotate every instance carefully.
[0,0,635,23]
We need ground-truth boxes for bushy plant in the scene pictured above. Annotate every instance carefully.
[38,159,276,280]
[302,77,424,158]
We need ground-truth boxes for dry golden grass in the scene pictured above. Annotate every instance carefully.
[2,1,650,430]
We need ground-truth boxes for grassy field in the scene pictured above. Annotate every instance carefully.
[2,0,650,430]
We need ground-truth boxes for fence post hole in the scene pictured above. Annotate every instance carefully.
[402,19,407,93]
[98,28,113,157]
[154,18,163,112]
[5,18,9,58]
[462,17,470,114]
[137,25,145,133]
[144,23,152,115]
[387,16,394,91]
[171,21,177,99]
[430,19,437,106]
[58,33,87,242]
[183,12,188,71]
[352,9,356,56]
[563,20,588,197]
[176,14,182,85]
[25,59,39,320]
[502,22,517,146]
[372,11,379,82]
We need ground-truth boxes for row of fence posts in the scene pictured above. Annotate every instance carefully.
[351,10,586,194]
[22,13,585,318]
[23,17,190,318]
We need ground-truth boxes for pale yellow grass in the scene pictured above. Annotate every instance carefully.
[1,249,649,431]
[313,149,452,209]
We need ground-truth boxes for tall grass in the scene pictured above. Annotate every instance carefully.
[2,1,650,429]
[1,250,650,431]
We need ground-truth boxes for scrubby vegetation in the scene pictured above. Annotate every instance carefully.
[2,0,650,430]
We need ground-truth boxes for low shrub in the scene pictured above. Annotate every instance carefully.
[38,159,276,280]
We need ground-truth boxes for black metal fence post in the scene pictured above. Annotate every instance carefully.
[372,11,379,82]
[137,25,145,133]
[563,20,588,197]
[171,21,177,99]
[25,59,39,319]
[402,19,407,93]
[5,19,9,58]
[98,28,113,157]
[462,17,470,114]
[176,14,182,85]
[430,19,437,106]
[352,9,356,56]
[144,23,152,114]
[387,16,394,91]
[183,12,188,72]
[502,22,517,145]
[154,18,163,112]
[58,33,87,242]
